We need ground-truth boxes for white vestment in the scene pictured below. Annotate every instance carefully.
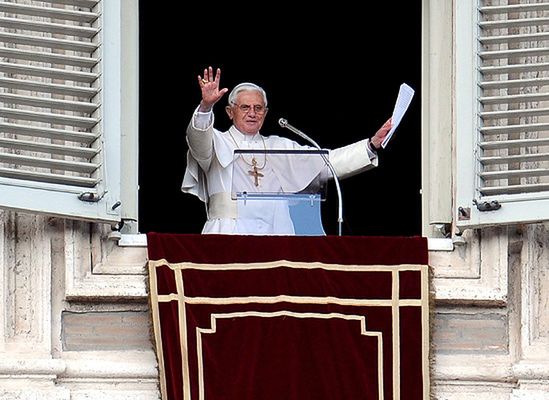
[182,109,378,235]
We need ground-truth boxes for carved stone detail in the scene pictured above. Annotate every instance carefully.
[64,221,148,300]
[431,227,508,304]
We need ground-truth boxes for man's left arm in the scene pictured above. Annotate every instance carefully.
[329,139,378,179]
[329,118,392,179]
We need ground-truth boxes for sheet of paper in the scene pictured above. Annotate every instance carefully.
[381,83,415,148]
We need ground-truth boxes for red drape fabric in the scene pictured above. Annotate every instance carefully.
[147,234,429,400]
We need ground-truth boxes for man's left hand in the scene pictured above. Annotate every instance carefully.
[370,118,392,150]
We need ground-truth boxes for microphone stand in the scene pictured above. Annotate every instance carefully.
[278,118,343,236]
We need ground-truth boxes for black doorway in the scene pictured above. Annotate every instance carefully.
[138,3,422,236]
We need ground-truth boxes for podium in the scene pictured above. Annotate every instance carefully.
[231,149,331,236]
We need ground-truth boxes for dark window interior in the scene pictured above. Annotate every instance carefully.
[138,3,422,236]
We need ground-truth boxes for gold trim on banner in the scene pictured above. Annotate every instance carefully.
[148,259,424,272]
[157,294,422,307]
[196,311,385,400]
[422,265,431,399]
[392,270,401,400]
[148,261,168,400]
[175,265,192,400]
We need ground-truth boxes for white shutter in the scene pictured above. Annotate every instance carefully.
[456,0,549,229]
[0,0,123,222]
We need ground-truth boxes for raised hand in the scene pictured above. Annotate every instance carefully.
[197,66,228,112]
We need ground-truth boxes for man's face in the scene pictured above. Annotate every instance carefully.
[226,90,268,135]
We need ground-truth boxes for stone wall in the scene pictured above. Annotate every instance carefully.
[431,223,549,400]
[0,211,159,399]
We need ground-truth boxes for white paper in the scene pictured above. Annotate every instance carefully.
[381,83,415,148]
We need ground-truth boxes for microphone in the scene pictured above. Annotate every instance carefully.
[278,118,321,149]
[278,118,344,236]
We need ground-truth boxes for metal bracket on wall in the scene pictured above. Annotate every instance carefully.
[458,206,471,220]
[473,199,501,212]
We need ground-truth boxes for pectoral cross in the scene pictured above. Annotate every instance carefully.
[248,158,264,187]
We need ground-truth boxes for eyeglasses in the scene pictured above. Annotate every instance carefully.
[235,104,267,115]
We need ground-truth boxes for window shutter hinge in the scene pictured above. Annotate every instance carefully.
[458,206,471,220]
[473,199,501,212]
[78,192,102,202]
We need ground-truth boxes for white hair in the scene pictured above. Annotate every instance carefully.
[228,82,268,107]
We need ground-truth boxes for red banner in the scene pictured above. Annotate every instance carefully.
[147,234,429,400]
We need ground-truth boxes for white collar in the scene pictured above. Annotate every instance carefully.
[229,125,261,143]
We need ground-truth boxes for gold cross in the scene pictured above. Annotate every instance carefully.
[248,158,264,187]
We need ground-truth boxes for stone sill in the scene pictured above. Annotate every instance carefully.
[119,234,454,252]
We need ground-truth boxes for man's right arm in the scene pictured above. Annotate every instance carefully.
[186,107,214,171]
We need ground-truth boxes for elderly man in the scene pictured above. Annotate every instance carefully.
[182,66,391,235]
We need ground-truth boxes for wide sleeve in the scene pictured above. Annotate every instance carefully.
[181,109,215,202]
[182,116,240,202]
[329,139,378,179]
[186,108,214,172]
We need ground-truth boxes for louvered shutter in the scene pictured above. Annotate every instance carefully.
[456,0,549,228]
[0,0,123,222]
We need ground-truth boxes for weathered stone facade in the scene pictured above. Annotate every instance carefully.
[0,213,158,399]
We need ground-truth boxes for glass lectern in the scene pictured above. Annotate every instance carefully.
[231,149,331,236]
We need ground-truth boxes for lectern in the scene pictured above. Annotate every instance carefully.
[231,149,331,235]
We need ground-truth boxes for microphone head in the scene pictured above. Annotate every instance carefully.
[278,118,287,128]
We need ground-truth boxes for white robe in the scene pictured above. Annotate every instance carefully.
[182,109,378,235]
